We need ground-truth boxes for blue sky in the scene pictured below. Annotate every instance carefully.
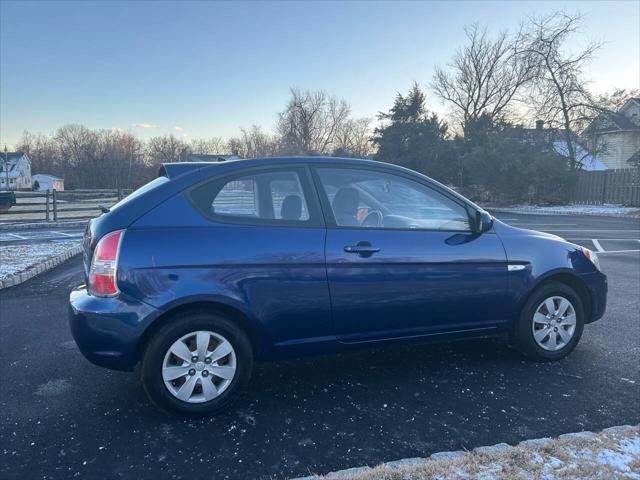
[1,0,638,148]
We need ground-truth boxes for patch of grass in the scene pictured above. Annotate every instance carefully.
[303,425,640,480]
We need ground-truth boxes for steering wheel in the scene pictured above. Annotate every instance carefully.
[361,209,384,227]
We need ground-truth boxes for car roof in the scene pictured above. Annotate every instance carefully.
[160,156,482,213]
[161,156,405,180]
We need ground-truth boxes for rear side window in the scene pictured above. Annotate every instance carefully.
[212,178,259,216]
[190,168,318,225]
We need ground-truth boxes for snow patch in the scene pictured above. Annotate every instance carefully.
[0,240,81,279]
[490,204,639,217]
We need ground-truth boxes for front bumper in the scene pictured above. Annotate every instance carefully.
[69,285,160,371]
[582,271,607,323]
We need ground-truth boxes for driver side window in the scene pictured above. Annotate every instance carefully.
[316,167,471,231]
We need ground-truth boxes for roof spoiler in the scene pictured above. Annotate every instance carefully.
[158,161,230,179]
[158,162,208,179]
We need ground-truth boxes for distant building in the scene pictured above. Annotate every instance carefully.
[505,122,607,171]
[32,174,64,191]
[182,153,241,162]
[0,152,32,190]
[584,98,640,169]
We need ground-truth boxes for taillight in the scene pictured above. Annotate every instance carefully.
[88,230,124,296]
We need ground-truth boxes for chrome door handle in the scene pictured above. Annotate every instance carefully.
[344,245,380,253]
[344,242,380,257]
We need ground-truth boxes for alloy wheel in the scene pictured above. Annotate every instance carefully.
[162,331,237,403]
[531,296,577,351]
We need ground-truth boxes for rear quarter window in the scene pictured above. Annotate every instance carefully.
[189,168,319,226]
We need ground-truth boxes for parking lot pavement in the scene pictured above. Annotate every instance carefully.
[490,212,640,255]
[1,213,638,480]
[0,227,84,246]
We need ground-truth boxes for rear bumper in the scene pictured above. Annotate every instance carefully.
[69,285,160,371]
[582,271,607,323]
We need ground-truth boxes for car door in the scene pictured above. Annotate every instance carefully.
[178,165,334,355]
[312,165,510,343]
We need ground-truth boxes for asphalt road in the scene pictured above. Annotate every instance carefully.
[1,213,639,480]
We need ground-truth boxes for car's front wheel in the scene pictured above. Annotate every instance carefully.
[514,281,585,361]
[141,312,253,415]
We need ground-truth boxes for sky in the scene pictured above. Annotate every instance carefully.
[1,0,638,149]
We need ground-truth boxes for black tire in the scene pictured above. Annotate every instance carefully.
[513,281,585,361]
[141,312,253,416]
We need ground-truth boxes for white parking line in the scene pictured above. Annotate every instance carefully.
[51,231,75,237]
[6,233,27,240]
[536,229,640,233]
[591,239,605,253]
[565,238,640,241]
[598,249,640,254]
[510,223,578,227]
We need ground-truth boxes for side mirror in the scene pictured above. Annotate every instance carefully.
[475,210,493,234]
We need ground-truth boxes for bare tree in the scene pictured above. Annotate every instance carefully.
[53,124,105,187]
[17,131,59,176]
[227,126,279,158]
[146,134,187,165]
[333,117,374,158]
[593,88,640,113]
[520,11,603,169]
[432,24,535,137]
[188,137,226,155]
[277,88,351,155]
[102,130,144,190]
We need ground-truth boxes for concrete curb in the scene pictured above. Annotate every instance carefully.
[488,207,639,218]
[0,220,88,231]
[0,245,83,290]
[294,425,637,479]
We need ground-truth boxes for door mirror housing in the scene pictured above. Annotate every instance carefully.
[474,210,493,234]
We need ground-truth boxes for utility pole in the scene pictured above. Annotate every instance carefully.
[3,145,9,191]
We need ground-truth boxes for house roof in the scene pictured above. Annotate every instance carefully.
[585,98,640,135]
[605,112,637,130]
[552,140,608,171]
[33,174,63,181]
[0,151,28,177]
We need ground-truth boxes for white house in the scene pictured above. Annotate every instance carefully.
[32,174,64,191]
[0,152,32,190]
[584,97,640,169]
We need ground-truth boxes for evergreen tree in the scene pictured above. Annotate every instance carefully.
[373,84,453,182]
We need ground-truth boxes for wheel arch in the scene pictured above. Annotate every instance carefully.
[137,300,264,365]
[527,271,592,322]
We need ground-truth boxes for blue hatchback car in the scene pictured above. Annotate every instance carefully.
[69,157,607,415]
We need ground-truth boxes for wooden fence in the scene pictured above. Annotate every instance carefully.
[0,189,132,224]
[571,169,640,206]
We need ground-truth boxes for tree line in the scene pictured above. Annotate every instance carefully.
[15,11,638,203]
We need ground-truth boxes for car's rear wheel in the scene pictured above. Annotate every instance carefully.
[141,312,253,415]
[514,281,585,361]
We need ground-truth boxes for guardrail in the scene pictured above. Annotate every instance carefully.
[0,189,132,224]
